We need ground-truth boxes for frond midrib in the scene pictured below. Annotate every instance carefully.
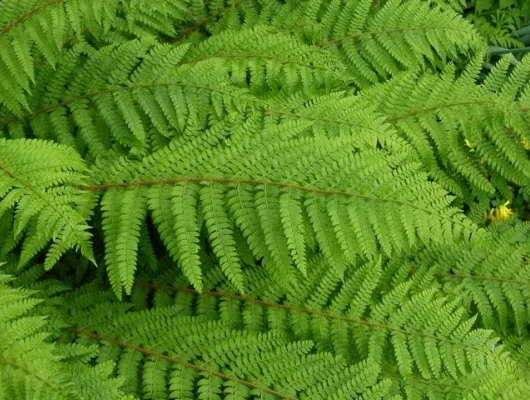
[133,281,493,354]
[79,174,477,235]
[69,326,300,400]
[0,0,61,38]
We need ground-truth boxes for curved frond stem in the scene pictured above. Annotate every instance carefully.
[318,26,475,47]
[267,109,384,136]
[133,281,495,355]
[79,176,478,234]
[0,82,238,128]
[0,0,61,38]
[384,100,491,122]
[179,53,338,76]
[69,326,299,400]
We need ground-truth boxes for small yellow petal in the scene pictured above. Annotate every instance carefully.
[496,201,513,221]
[464,139,475,152]
[485,201,513,223]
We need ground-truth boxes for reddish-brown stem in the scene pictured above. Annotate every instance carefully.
[70,326,299,400]
[0,0,61,37]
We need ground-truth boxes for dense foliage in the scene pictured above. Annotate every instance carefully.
[1,0,530,399]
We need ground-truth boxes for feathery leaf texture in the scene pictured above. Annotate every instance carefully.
[0,0,530,399]
[0,139,94,269]
[387,222,530,336]
[1,119,480,295]
[0,272,128,399]
[59,276,529,400]
[363,64,530,215]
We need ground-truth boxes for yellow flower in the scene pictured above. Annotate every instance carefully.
[523,138,530,151]
[464,139,475,152]
[496,201,513,220]
[483,201,513,223]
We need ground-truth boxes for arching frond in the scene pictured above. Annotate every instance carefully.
[88,114,479,296]
[0,272,128,400]
[205,0,484,87]
[362,66,530,217]
[0,139,93,269]
[387,221,530,336]
[125,256,530,399]
[55,275,530,400]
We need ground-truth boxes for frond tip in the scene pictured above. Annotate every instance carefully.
[0,139,94,270]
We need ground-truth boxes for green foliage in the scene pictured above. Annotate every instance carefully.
[1,0,530,399]
[0,139,94,269]
[421,0,530,49]
[361,56,530,218]
[0,269,129,399]
[0,122,481,297]
[127,256,530,399]
[467,0,530,47]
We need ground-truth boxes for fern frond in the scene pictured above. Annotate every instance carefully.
[85,114,480,294]
[0,27,357,158]
[0,270,128,400]
[183,25,349,93]
[361,67,530,215]
[0,38,261,157]
[387,221,530,336]
[0,139,93,269]
[0,0,120,116]
[127,256,530,399]
[206,0,484,87]
[56,275,529,400]
[62,293,392,399]
[0,0,223,119]
[0,112,481,294]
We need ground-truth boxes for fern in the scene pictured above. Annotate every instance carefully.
[386,221,530,335]
[362,59,530,218]
[0,122,481,296]
[1,0,530,399]
[204,0,485,87]
[0,139,94,269]
[24,270,522,400]
[52,258,529,399]
[0,269,129,399]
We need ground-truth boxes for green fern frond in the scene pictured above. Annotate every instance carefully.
[54,275,529,400]
[0,38,194,156]
[183,25,349,92]
[126,255,530,399]
[60,289,393,399]
[0,38,263,157]
[0,108,482,295]
[84,114,480,295]
[0,271,128,400]
[0,29,354,157]
[0,0,120,116]
[387,221,530,336]
[210,0,485,87]
[0,139,94,269]
[0,0,225,119]
[362,66,530,215]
